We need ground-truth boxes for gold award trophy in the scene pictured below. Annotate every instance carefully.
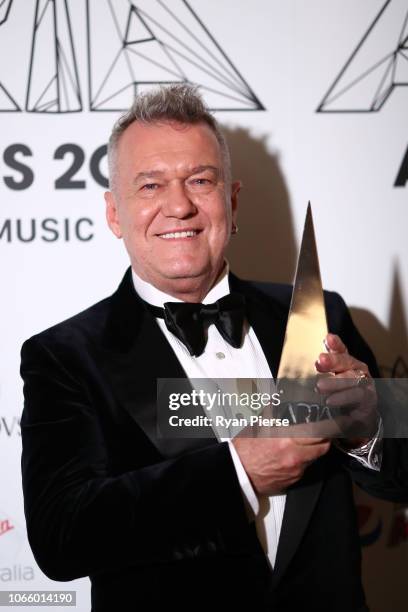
[276,203,329,422]
[278,203,327,380]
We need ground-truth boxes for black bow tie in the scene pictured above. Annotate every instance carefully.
[145,293,246,357]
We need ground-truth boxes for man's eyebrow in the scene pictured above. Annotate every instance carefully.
[132,170,165,184]
[189,165,219,175]
[132,165,220,183]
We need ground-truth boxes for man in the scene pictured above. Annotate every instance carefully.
[20,85,407,611]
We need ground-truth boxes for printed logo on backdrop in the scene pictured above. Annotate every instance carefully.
[0,0,264,113]
[357,500,408,549]
[0,0,264,243]
[358,505,382,547]
[0,416,21,437]
[0,386,20,436]
[0,516,34,582]
[316,0,408,187]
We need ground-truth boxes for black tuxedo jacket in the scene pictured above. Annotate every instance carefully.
[20,269,408,611]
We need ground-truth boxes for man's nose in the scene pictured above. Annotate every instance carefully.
[161,181,197,218]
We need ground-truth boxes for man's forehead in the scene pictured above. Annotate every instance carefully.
[118,119,221,155]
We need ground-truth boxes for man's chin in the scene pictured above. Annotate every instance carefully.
[151,264,213,295]
[136,257,224,296]
[162,269,205,285]
[158,260,207,280]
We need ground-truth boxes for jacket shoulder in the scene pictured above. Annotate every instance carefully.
[21,294,112,357]
[242,278,347,315]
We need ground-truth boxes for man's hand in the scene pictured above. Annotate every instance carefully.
[232,436,331,496]
[232,333,379,496]
[315,333,379,447]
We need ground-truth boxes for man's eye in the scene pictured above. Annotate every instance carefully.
[191,178,211,186]
[141,183,159,191]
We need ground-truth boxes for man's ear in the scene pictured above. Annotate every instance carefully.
[104,191,122,238]
[231,180,241,225]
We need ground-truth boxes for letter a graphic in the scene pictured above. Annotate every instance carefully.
[317,0,408,112]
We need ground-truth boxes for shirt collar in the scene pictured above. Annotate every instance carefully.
[132,262,230,307]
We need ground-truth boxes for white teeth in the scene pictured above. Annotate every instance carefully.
[160,230,197,239]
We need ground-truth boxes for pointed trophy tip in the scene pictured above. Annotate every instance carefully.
[304,201,314,229]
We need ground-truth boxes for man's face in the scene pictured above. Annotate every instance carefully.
[105,120,239,298]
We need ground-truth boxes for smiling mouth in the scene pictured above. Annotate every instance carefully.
[157,230,201,240]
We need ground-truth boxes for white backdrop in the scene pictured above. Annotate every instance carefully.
[0,1,407,610]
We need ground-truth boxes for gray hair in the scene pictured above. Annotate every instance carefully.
[107,84,231,191]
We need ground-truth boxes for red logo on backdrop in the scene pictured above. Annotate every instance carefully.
[357,505,382,546]
[0,519,14,537]
[358,503,408,548]
[389,506,408,547]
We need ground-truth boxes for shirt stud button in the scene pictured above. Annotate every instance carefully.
[216,352,225,360]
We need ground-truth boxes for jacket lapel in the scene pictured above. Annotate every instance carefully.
[101,268,217,459]
[271,470,324,586]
